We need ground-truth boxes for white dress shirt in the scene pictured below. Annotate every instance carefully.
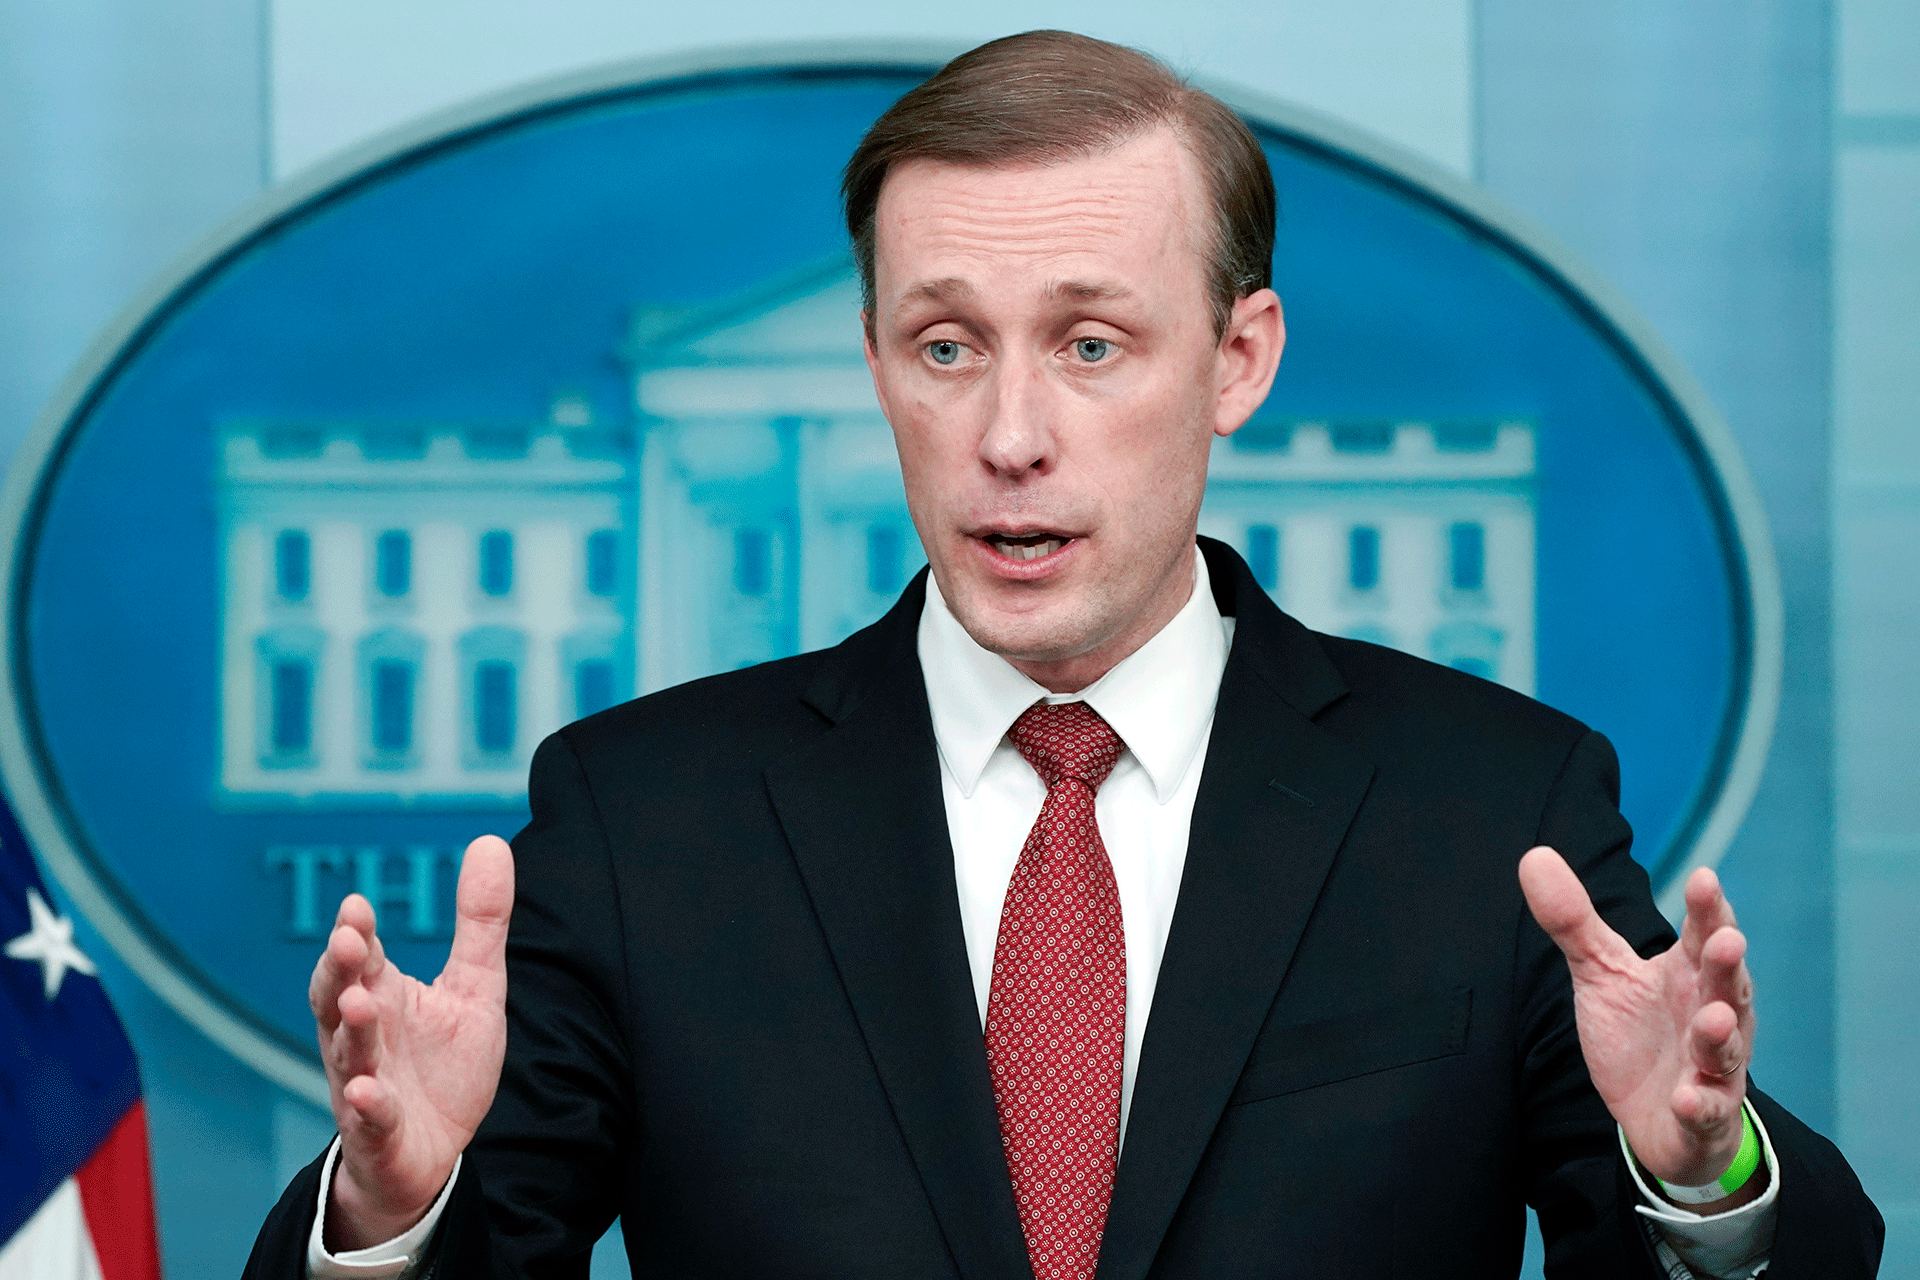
[311,545,1773,1278]
[920,546,1232,1142]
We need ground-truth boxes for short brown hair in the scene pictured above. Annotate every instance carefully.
[841,30,1275,337]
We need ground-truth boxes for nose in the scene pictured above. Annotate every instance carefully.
[976,359,1055,479]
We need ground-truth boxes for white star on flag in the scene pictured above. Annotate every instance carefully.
[5,885,97,1000]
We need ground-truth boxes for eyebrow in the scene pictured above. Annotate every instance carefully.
[1046,279,1137,304]
[898,277,1137,306]
[903,277,975,305]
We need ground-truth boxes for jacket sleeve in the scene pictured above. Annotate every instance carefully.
[1750,1088,1883,1274]
[1514,729,1882,1278]
[455,727,636,1276]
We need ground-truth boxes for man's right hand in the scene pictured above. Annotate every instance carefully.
[308,834,515,1250]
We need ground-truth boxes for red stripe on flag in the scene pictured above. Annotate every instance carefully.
[74,1099,163,1280]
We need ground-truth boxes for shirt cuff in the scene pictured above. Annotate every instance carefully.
[1622,1101,1779,1279]
[307,1137,461,1280]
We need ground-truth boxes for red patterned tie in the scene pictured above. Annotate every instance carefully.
[986,701,1127,1280]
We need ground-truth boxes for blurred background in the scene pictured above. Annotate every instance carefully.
[0,1,1913,1274]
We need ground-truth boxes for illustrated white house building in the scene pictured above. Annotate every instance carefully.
[217,254,1533,806]
[626,256,921,692]
[217,397,631,806]
[1201,416,1536,694]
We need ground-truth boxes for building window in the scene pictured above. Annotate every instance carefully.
[576,659,615,719]
[357,629,424,768]
[474,661,515,753]
[585,529,618,596]
[464,424,530,459]
[371,660,414,753]
[1348,526,1381,592]
[1246,524,1279,591]
[276,530,310,601]
[1230,419,1294,453]
[262,425,324,458]
[376,530,411,597]
[269,661,312,754]
[478,531,513,596]
[735,527,771,596]
[1449,522,1485,592]
[867,525,903,596]
[1330,421,1395,453]
[459,626,525,768]
[361,425,428,460]
[1434,421,1498,452]
[256,626,324,768]
[563,629,621,723]
[1430,620,1503,684]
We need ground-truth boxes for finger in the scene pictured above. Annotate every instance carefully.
[308,893,376,1019]
[309,911,371,1038]
[446,834,515,979]
[1698,925,1753,1018]
[330,974,384,1085]
[1670,1078,1744,1138]
[1518,846,1639,973]
[362,920,388,984]
[1689,999,1747,1082]
[336,890,376,937]
[340,1071,403,1143]
[1680,866,1737,965]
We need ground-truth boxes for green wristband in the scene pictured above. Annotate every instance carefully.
[1656,1103,1761,1206]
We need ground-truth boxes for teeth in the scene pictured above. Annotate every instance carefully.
[991,537,1064,561]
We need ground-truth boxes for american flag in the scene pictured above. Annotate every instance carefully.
[1,795,161,1278]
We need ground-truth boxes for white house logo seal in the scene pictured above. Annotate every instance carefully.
[0,47,1778,1103]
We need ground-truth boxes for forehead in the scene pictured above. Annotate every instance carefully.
[870,128,1211,299]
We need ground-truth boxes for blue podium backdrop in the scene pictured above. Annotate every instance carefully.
[0,56,1772,1100]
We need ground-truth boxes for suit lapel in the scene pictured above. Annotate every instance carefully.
[765,578,1032,1280]
[1097,542,1376,1280]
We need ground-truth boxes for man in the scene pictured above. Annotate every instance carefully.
[247,31,1880,1279]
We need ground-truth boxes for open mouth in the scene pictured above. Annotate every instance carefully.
[983,532,1071,561]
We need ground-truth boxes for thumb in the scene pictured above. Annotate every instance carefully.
[445,834,514,977]
[1519,845,1632,973]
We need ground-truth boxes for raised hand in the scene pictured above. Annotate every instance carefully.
[309,834,515,1249]
[1519,846,1762,1206]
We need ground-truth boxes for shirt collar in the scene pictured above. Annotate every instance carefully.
[917,545,1229,804]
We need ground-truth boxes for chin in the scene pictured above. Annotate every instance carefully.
[949,589,1103,665]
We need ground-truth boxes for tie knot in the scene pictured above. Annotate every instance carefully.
[1010,701,1124,792]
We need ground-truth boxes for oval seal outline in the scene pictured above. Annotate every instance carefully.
[0,40,1782,1107]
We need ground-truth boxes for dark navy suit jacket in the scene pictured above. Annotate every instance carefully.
[247,538,1881,1278]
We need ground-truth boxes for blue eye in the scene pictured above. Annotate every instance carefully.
[1075,338,1112,362]
[927,341,961,365]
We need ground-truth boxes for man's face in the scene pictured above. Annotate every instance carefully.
[863,127,1284,690]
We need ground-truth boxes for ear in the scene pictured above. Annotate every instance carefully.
[1211,289,1285,438]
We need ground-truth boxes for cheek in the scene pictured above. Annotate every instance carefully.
[1097,387,1215,503]
[889,405,967,497]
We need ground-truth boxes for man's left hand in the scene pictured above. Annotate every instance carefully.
[1519,846,1762,1207]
